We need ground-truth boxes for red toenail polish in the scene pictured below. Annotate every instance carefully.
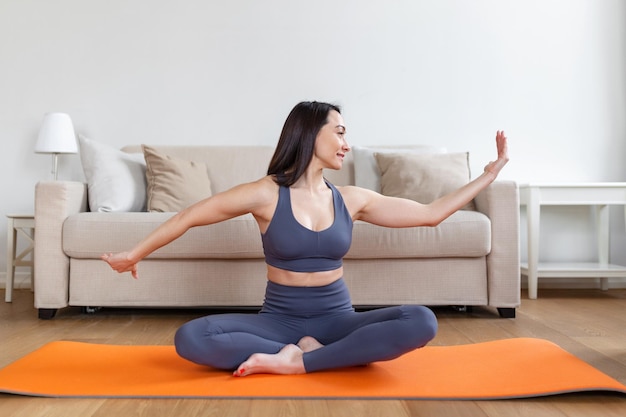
[239,368,245,374]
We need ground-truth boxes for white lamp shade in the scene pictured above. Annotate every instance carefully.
[35,112,78,154]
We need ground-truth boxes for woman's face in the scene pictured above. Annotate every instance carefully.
[313,110,350,170]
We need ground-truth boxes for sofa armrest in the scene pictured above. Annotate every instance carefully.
[474,181,520,309]
[34,181,88,311]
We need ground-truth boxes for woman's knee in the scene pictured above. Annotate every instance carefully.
[174,317,226,365]
[174,320,202,362]
[402,305,438,345]
[174,316,262,370]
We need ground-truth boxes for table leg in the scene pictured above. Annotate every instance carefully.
[15,226,35,290]
[596,205,610,290]
[29,227,34,290]
[527,188,540,299]
[5,218,16,302]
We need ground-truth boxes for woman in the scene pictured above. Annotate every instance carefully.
[102,101,509,377]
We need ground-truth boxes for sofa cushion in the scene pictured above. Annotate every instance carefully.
[63,210,490,260]
[375,152,476,211]
[78,135,147,212]
[63,212,264,259]
[142,145,213,212]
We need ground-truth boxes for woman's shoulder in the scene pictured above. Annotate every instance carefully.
[233,175,276,189]
[242,176,279,226]
[240,175,280,201]
[335,184,377,197]
[334,184,380,214]
[255,175,280,190]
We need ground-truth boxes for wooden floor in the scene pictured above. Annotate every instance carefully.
[1,288,625,416]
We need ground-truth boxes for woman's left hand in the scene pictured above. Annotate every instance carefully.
[483,130,509,178]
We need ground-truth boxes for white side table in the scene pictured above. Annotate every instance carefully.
[519,183,626,299]
[5,214,35,302]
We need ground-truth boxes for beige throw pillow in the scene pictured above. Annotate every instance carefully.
[352,145,447,192]
[142,145,212,212]
[374,152,476,211]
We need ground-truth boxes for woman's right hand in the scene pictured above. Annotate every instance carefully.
[101,252,139,279]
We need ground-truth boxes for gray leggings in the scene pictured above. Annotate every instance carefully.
[174,278,438,373]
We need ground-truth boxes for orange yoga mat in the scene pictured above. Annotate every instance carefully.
[0,338,625,400]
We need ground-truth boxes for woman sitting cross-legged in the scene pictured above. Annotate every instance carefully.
[102,101,509,376]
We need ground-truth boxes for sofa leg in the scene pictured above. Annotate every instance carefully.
[452,305,474,313]
[497,308,516,318]
[38,308,57,320]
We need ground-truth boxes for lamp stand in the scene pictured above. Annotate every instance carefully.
[50,153,59,180]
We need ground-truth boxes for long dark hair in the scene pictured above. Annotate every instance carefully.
[267,101,342,187]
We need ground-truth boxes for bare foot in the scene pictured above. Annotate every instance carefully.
[233,344,305,377]
[297,336,324,353]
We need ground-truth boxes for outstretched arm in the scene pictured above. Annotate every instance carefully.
[102,178,275,278]
[352,131,509,228]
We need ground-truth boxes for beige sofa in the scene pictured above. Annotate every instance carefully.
[34,145,520,320]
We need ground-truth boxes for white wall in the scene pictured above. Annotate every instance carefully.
[1,0,625,287]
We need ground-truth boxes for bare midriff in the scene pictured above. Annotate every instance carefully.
[266,264,344,287]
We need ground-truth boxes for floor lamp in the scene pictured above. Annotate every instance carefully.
[34,113,78,180]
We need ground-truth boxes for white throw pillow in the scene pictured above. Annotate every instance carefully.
[78,135,147,212]
[352,145,447,193]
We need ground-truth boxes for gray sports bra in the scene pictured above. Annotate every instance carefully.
[261,181,353,273]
